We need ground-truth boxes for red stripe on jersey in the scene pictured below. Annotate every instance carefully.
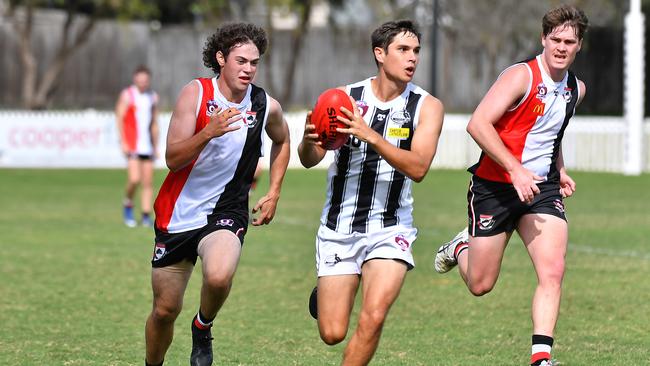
[153,78,214,231]
[474,59,544,183]
[123,88,138,152]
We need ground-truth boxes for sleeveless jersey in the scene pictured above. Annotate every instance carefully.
[320,77,429,234]
[123,85,158,155]
[470,55,579,184]
[154,78,270,233]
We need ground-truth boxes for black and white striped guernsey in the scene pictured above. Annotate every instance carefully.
[319,77,430,234]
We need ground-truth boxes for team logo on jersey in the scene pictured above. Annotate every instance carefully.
[324,253,342,266]
[389,110,411,125]
[553,199,565,213]
[536,83,547,100]
[206,100,219,116]
[245,111,257,128]
[153,243,166,261]
[355,100,369,116]
[216,218,234,227]
[394,234,411,251]
[478,214,495,230]
[563,87,573,103]
[376,113,387,122]
[532,103,545,116]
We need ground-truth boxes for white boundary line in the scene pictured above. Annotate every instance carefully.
[569,243,650,260]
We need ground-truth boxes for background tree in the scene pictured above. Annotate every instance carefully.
[4,0,158,109]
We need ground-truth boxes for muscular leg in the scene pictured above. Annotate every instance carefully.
[341,259,407,366]
[457,232,511,296]
[125,158,141,201]
[316,274,359,345]
[140,159,155,214]
[145,260,194,364]
[197,231,242,320]
[518,214,567,336]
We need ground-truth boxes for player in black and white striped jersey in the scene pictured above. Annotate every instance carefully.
[298,19,444,366]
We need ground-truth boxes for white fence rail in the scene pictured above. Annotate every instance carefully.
[0,111,648,172]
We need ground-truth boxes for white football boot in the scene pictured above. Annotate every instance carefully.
[434,227,469,273]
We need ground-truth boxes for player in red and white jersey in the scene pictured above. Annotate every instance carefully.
[433,5,588,366]
[299,20,444,365]
[144,23,290,366]
[115,65,159,227]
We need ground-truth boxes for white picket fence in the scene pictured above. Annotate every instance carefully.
[0,110,648,173]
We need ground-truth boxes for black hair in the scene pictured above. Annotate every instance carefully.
[133,64,151,75]
[370,19,421,67]
[202,22,268,75]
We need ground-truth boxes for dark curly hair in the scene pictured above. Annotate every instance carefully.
[202,22,268,75]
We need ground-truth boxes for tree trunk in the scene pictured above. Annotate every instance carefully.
[9,2,96,110]
[279,0,313,106]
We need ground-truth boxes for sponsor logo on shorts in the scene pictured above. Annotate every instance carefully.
[394,234,410,251]
[216,218,234,227]
[553,199,565,213]
[206,100,219,116]
[153,243,166,261]
[478,214,495,231]
[325,253,342,266]
[245,111,257,128]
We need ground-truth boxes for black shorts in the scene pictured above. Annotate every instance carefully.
[151,214,248,268]
[467,175,567,237]
[127,153,153,161]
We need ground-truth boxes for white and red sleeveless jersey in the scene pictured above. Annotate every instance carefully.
[320,77,429,234]
[122,85,158,155]
[470,55,580,184]
[154,78,270,233]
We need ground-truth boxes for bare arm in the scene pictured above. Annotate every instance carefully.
[338,95,444,182]
[115,89,130,155]
[557,78,585,198]
[150,96,159,159]
[297,110,327,168]
[466,64,542,203]
[251,97,291,226]
[165,81,242,172]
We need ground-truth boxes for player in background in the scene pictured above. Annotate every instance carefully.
[298,20,444,366]
[433,5,588,366]
[144,23,290,366]
[116,65,159,227]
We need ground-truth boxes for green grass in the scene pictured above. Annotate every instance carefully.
[0,168,648,365]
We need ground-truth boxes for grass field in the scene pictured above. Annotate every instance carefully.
[0,168,649,365]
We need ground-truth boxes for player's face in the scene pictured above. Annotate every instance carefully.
[219,42,260,93]
[541,23,582,73]
[133,72,150,92]
[378,32,420,82]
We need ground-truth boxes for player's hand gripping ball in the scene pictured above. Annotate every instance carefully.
[311,88,353,150]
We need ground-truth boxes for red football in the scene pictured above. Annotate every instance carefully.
[312,88,352,150]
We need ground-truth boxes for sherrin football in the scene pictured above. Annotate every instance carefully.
[312,88,353,150]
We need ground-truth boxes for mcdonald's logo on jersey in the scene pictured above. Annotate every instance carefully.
[532,103,545,116]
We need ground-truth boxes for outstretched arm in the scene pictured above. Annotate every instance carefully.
[337,94,444,182]
[252,97,290,226]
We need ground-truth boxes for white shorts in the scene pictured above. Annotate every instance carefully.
[315,224,417,277]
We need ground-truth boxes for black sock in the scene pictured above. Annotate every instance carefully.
[145,359,163,366]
